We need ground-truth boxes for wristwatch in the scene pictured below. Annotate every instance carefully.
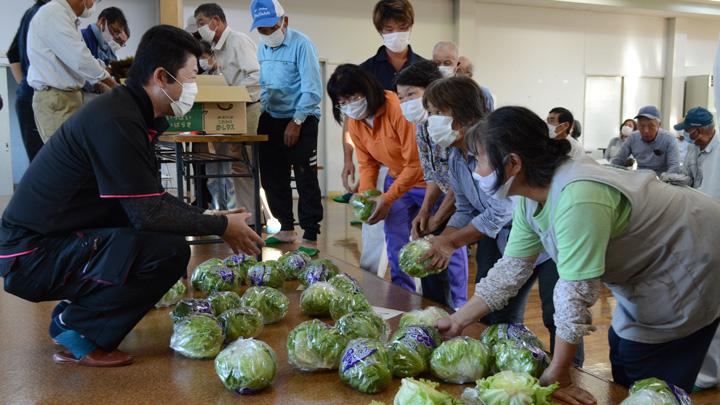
[293,117,304,126]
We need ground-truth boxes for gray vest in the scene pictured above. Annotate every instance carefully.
[523,157,720,343]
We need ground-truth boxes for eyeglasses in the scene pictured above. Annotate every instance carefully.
[334,96,363,110]
[108,24,126,47]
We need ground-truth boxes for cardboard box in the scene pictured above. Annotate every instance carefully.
[166,75,253,134]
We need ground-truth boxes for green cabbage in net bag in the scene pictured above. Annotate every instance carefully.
[493,338,550,378]
[247,261,285,289]
[286,319,350,371]
[208,291,243,317]
[218,307,264,342]
[156,279,186,308]
[277,250,312,280]
[399,306,450,329]
[299,258,341,287]
[350,189,382,223]
[240,286,289,324]
[329,291,373,320]
[191,258,224,290]
[328,273,364,295]
[430,336,491,384]
[339,338,393,394]
[480,323,544,352]
[215,338,278,395]
[170,298,214,323]
[399,236,447,278]
[223,253,257,283]
[299,281,341,317]
[395,377,462,405]
[460,370,559,405]
[199,265,242,295]
[620,378,691,405]
[389,325,442,377]
[335,311,390,343]
[169,313,225,358]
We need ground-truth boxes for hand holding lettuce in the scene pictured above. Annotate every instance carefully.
[399,236,447,278]
[399,307,450,329]
[350,189,381,224]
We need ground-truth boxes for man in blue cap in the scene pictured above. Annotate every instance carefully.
[674,107,720,200]
[611,105,680,175]
[250,0,323,257]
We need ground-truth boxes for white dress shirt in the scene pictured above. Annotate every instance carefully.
[214,27,261,102]
[567,136,585,158]
[27,0,110,91]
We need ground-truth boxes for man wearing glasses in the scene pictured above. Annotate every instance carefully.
[611,106,680,176]
[81,7,130,95]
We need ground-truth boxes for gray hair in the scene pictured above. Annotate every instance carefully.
[701,123,715,132]
[432,41,459,61]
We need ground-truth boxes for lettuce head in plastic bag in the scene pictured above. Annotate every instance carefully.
[329,291,373,320]
[155,279,186,308]
[350,189,381,224]
[277,250,312,280]
[170,298,213,323]
[399,236,447,278]
[223,253,257,283]
[208,291,243,317]
[399,306,450,329]
[335,311,390,343]
[215,338,278,395]
[199,265,242,296]
[218,307,264,342]
[191,258,224,290]
[430,336,491,384]
[620,377,691,405]
[299,281,341,317]
[328,273,364,295]
[493,338,550,378]
[480,323,544,352]
[339,338,393,394]
[240,286,289,324]
[460,370,558,405]
[394,377,462,405]
[170,313,225,358]
[300,258,340,287]
[389,325,442,377]
[286,319,349,371]
[247,261,285,289]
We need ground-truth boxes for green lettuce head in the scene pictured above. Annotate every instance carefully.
[199,265,242,295]
[215,338,278,395]
[389,325,442,377]
[223,253,257,282]
[208,291,243,317]
[299,281,342,317]
[335,311,390,343]
[350,192,378,223]
[191,258,224,290]
[493,338,550,378]
[430,336,491,384]
[329,291,373,320]
[155,279,186,308]
[339,338,393,394]
[399,236,447,278]
[300,258,341,287]
[621,378,691,405]
[399,306,450,329]
[247,261,285,289]
[240,286,289,324]
[170,298,214,323]
[364,189,382,198]
[328,273,364,295]
[394,377,462,405]
[218,307,264,342]
[169,313,225,358]
[277,251,312,280]
[480,323,544,351]
[461,370,558,405]
[286,319,350,371]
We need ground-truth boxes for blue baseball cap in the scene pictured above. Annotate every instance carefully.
[250,0,285,31]
[635,105,661,120]
[674,107,714,131]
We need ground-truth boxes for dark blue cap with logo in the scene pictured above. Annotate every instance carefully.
[674,107,714,131]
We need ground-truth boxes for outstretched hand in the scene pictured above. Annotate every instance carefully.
[221,212,265,255]
[540,365,597,405]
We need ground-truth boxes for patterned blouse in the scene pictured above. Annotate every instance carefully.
[416,123,452,194]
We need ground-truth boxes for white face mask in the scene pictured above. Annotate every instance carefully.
[427,115,459,148]
[81,0,96,19]
[400,98,428,124]
[476,168,515,200]
[198,23,216,43]
[547,123,558,139]
[340,97,368,120]
[382,30,411,53]
[621,125,633,136]
[160,69,198,117]
[101,22,113,45]
[438,66,455,78]
[109,40,121,53]
[199,59,213,72]
[259,26,286,48]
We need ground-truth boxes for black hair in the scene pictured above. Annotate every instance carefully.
[373,0,414,33]
[98,7,130,37]
[621,118,637,131]
[127,25,203,85]
[423,76,488,128]
[467,106,571,192]
[327,64,387,124]
[392,60,442,92]
[571,120,582,139]
[199,40,213,56]
[549,107,574,134]
[194,3,226,24]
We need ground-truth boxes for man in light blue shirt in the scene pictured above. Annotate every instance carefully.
[611,105,680,175]
[675,107,720,200]
[250,0,323,256]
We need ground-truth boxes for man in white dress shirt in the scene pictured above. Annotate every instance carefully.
[27,0,118,141]
[547,107,585,158]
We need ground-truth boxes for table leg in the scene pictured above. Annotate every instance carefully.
[252,141,262,261]
[175,143,184,203]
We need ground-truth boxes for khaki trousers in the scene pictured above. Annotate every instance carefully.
[32,88,83,142]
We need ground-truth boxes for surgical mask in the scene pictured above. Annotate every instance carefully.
[427,115,459,148]
[160,69,198,117]
[476,169,515,200]
[684,130,697,144]
[340,97,368,120]
[259,27,285,48]
[108,40,121,53]
[621,125,633,136]
[198,23,216,43]
[547,123,558,139]
[80,0,96,19]
[400,98,428,124]
[199,59,213,72]
[101,22,113,45]
[438,66,455,78]
[382,30,411,53]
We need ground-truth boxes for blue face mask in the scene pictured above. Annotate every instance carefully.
[683,129,697,144]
